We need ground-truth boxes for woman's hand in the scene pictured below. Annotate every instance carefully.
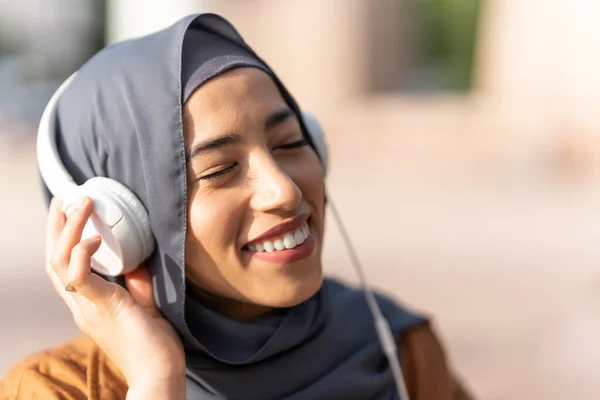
[46,196,185,399]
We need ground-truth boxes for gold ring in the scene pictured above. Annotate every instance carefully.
[64,284,74,292]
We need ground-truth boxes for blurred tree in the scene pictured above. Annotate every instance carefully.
[417,0,482,91]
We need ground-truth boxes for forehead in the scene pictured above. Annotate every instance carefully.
[183,68,286,120]
[182,68,290,149]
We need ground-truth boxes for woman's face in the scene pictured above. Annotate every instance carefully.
[183,68,325,319]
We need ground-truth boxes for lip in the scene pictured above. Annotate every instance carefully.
[248,233,315,264]
[244,213,310,247]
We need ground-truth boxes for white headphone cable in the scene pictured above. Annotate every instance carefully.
[327,194,411,400]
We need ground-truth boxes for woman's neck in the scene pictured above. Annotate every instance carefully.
[189,286,283,321]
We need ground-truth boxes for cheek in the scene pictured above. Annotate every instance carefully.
[286,153,325,204]
[186,194,243,261]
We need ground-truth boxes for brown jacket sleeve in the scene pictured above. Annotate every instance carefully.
[0,336,127,400]
[399,322,474,400]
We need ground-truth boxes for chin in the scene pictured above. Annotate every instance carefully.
[258,266,324,308]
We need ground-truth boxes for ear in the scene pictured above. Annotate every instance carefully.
[301,111,328,174]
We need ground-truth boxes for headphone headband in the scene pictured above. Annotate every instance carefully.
[37,74,78,198]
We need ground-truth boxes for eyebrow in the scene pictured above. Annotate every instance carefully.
[185,107,296,163]
[186,134,241,163]
[265,107,295,131]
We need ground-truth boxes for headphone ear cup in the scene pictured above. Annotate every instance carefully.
[79,177,155,276]
[301,111,328,173]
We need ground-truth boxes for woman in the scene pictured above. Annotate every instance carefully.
[0,14,473,400]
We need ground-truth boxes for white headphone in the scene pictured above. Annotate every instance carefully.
[37,73,328,277]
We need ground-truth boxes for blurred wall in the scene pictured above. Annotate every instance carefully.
[476,0,600,132]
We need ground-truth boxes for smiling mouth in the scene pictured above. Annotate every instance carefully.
[243,220,311,253]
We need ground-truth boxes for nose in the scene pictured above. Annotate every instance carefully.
[249,157,302,212]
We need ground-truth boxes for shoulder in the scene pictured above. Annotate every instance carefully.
[398,322,476,400]
[0,336,126,400]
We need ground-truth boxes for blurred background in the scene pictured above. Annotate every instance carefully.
[1,1,600,399]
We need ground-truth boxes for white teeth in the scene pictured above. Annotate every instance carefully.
[250,221,311,253]
[294,230,304,245]
[283,234,297,249]
[273,239,285,251]
[263,241,275,253]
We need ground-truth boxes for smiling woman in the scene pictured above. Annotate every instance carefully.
[183,68,325,318]
[0,13,473,400]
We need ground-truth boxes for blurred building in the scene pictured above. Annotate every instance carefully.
[106,0,480,110]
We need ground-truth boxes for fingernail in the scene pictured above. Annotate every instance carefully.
[90,234,102,242]
[65,197,87,217]
[74,197,87,209]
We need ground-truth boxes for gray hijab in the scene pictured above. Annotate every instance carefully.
[46,13,425,399]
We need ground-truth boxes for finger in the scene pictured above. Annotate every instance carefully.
[45,197,66,264]
[125,267,160,317]
[66,235,115,302]
[50,197,93,280]
[47,265,79,311]
[65,235,102,300]
[63,235,128,329]
[45,198,76,303]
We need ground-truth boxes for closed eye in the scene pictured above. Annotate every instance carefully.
[198,163,238,181]
[275,139,308,150]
